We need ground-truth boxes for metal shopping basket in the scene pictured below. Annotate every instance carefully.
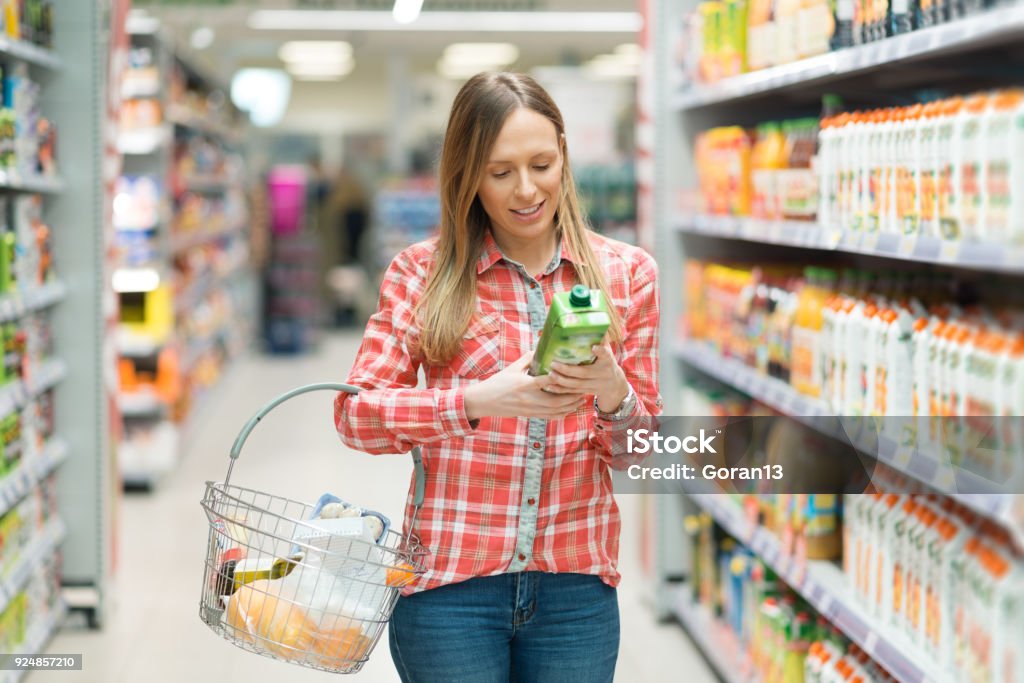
[199,383,429,674]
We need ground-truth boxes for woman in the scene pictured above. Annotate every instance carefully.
[335,71,661,682]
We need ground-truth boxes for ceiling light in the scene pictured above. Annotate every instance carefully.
[442,43,519,66]
[583,58,640,79]
[190,26,215,50]
[249,10,643,33]
[437,59,489,80]
[286,60,355,78]
[230,68,292,128]
[393,0,424,24]
[279,41,353,64]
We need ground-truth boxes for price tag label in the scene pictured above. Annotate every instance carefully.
[893,444,914,469]
[862,231,881,251]
[939,239,961,262]
[934,464,956,492]
[825,227,844,249]
[863,631,879,656]
[818,592,834,616]
[898,235,918,258]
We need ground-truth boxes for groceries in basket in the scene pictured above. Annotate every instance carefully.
[225,578,373,667]
[218,492,406,667]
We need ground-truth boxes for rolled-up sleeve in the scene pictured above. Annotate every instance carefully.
[334,250,477,455]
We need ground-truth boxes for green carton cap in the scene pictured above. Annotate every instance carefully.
[569,285,591,307]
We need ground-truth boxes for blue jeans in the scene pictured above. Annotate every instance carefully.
[389,572,619,683]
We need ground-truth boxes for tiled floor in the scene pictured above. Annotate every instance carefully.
[37,331,716,683]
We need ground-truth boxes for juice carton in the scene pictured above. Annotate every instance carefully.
[530,285,612,376]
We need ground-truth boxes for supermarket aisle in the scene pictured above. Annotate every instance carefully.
[40,331,715,683]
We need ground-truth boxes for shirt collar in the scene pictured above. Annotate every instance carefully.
[476,229,580,275]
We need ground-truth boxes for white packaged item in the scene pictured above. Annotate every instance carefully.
[1010,94,1024,246]
[937,98,965,241]
[959,95,989,241]
[887,496,917,629]
[982,92,1019,243]
[872,494,902,622]
[919,103,941,238]
[843,300,867,416]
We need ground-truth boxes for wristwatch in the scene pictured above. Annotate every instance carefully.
[595,385,637,420]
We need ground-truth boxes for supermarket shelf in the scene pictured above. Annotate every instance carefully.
[117,126,170,156]
[0,517,66,617]
[2,602,68,683]
[686,493,944,683]
[676,340,1024,549]
[673,4,1024,109]
[669,587,757,683]
[180,175,233,193]
[119,390,168,418]
[0,359,67,423]
[678,215,1024,273]
[170,221,245,254]
[0,37,61,71]
[0,438,69,519]
[0,280,67,324]
[121,80,161,99]
[0,171,63,195]
[167,105,241,144]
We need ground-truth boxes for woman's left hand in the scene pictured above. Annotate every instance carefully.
[543,343,630,413]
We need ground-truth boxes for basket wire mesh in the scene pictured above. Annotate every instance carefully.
[199,383,428,674]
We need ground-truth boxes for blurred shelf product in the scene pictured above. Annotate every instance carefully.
[115,30,253,489]
[653,0,1024,679]
[372,177,441,273]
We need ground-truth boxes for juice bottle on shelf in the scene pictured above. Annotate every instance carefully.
[905,506,937,645]
[725,0,750,77]
[792,267,826,397]
[902,105,924,237]
[1009,92,1024,246]
[937,97,965,241]
[798,0,834,58]
[817,117,837,230]
[887,497,918,630]
[834,114,852,232]
[918,102,940,238]
[753,123,787,220]
[700,2,725,83]
[994,555,1024,683]
[890,0,913,33]
[997,334,1024,473]
[781,119,820,221]
[784,610,814,683]
[983,90,1023,244]
[747,0,776,71]
[870,494,900,620]
[952,535,983,678]
[775,0,800,66]
[883,107,902,237]
[831,0,855,49]
[959,94,989,242]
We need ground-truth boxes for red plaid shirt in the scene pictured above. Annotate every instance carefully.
[335,230,661,593]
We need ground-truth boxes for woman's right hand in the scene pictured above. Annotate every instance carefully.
[463,354,587,421]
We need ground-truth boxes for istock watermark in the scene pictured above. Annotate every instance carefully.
[626,428,720,454]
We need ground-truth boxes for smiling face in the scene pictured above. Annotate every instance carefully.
[476,107,563,254]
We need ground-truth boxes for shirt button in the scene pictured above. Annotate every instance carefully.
[528,498,536,505]
[518,553,526,561]
[530,282,537,289]
[532,441,541,449]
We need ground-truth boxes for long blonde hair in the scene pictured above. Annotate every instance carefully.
[415,72,624,366]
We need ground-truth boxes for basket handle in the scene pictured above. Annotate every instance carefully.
[226,382,426,508]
